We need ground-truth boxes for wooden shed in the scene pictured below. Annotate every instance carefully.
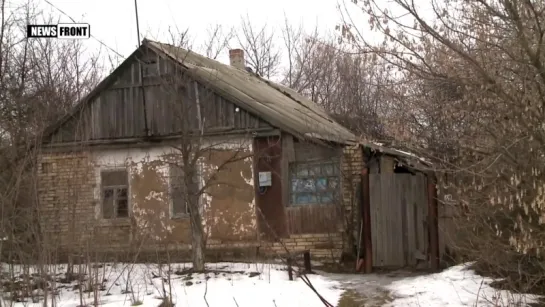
[356,143,440,272]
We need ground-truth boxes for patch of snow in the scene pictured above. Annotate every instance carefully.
[1,262,343,307]
[386,263,541,307]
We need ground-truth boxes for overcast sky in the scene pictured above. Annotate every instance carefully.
[15,0,435,80]
[30,0,348,67]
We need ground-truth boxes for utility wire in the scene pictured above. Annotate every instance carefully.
[42,0,125,59]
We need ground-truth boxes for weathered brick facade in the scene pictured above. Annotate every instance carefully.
[37,144,364,263]
[37,151,97,252]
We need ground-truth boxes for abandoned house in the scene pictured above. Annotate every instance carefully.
[38,39,442,269]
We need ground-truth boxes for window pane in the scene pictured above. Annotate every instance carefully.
[169,165,183,183]
[172,186,185,216]
[117,199,129,217]
[320,192,334,204]
[295,166,308,177]
[302,179,316,192]
[316,178,327,191]
[295,193,317,205]
[310,165,321,176]
[117,188,127,199]
[102,189,114,219]
[323,164,334,176]
[295,193,309,204]
[288,161,340,207]
[292,179,304,192]
[291,179,298,192]
[300,179,315,192]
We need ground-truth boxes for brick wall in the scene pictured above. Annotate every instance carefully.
[37,147,258,257]
[37,151,97,252]
[261,233,343,262]
[37,144,364,263]
[341,145,364,251]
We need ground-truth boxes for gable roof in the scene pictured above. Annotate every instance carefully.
[42,39,357,145]
[143,39,356,144]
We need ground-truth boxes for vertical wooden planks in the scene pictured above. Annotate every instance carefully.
[48,57,276,143]
[115,89,123,138]
[285,205,339,235]
[414,174,428,257]
[389,173,405,267]
[420,174,429,258]
[125,88,134,137]
[406,174,417,266]
[399,175,407,265]
[368,173,432,268]
[383,173,392,265]
[369,174,382,266]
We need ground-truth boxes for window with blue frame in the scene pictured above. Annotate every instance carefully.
[289,161,340,206]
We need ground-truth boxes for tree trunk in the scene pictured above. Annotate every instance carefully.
[189,209,206,271]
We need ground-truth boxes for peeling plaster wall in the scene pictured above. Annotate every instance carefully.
[38,139,360,262]
[201,150,256,241]
[90,138,257,248]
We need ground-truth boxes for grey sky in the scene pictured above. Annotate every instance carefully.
[34,0,345,66]
[20,0,436,80]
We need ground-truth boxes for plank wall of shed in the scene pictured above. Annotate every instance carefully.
[369,172,429,268]
[46,48,271,144]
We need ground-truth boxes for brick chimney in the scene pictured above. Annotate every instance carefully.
[229,49,245,69]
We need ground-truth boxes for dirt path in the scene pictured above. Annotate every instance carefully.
[316,270,418,306]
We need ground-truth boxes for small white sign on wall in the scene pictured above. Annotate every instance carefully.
[258,171,272,187]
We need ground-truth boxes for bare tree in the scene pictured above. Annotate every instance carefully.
[0,1,103,304]
[199,24,234,60]
[141,32,259,272]
[342,0,545,294]
[280,28,390,140]
[236,14,282,79]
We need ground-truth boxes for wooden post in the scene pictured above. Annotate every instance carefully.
[287,257,293,281]
[427,172,440,271]
[303,250,312,272]
[361,167,373,273]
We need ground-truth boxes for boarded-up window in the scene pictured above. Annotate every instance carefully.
[101,169,129,219]
[289,161,340,206]
[169,164,201,218]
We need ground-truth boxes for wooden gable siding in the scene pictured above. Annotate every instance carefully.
[47,48,271,144]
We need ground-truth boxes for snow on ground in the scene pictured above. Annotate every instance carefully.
[1,261,541,307]
[0,262,343,307]
[385,263,541,307]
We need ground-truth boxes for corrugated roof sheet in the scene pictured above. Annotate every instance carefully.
[144,39,357,144]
